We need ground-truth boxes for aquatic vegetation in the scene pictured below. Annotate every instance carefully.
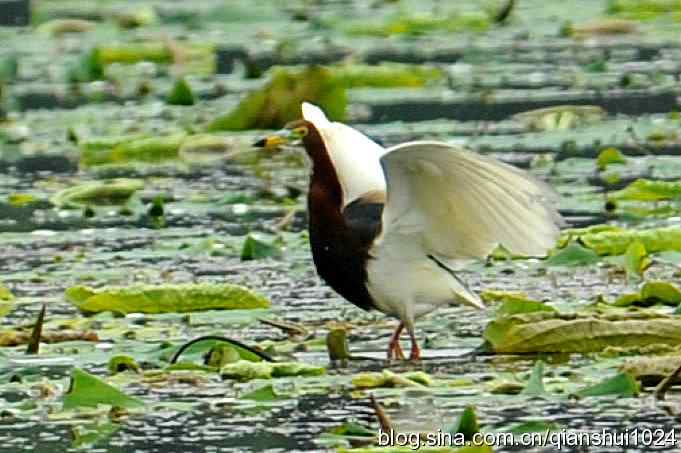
[484,311,681,353]
[165,77,195,106]
[65,283,271,314]
[50,178,143,208]
[63,368,144,410]
[614,280,681,307]
[610,178,681,202]
[207,66,346,131]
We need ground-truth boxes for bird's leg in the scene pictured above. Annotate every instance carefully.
[406,324,421,361]
[387,322,405,360]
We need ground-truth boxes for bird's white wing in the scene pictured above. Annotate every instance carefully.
[379,141,563,259]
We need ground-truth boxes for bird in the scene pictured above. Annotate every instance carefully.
[254,102,562,361]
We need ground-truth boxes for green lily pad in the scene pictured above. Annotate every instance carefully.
[614,281,681,307]
[108,355,141,375]
[520,360,546,396]
[207,66,346,131]
[623,241,650,281]
[241,234,283,260]
[65,283,270,314]
[50,179,143,208]
[166,77,195,106]
[220,360,325,381]
[63,368,144,410]
[449,406,479,441]
[494,297,556,317]
[239,384,288,402]
[352,370,431,389]
[71,422,120,449]
[579,227,681,255]
[80,134,186,167]
[546,242,601,267]
[611,179,681,202]
[484,311,681,353]
[575,372,639,398]
[596,147,627,171]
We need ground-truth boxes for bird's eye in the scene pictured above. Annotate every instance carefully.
[293,126,308,138]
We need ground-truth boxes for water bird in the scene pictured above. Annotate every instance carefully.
[254,103,562,360]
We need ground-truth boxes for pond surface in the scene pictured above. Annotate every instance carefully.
[3,0,681,452]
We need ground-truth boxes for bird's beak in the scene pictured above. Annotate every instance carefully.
[252,129,294,150]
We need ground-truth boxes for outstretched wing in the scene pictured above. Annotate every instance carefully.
[379,141,563,259]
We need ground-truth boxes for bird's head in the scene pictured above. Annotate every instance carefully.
[252,119,319,152]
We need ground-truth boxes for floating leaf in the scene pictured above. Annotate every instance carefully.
[352,370,430,389]
[205,345,241,368]
[596,147,627,171]
[624,241,650,281]
[611,179,681,202]
[546,242,601,267]
[65,283,270,314]
[50,179,143,208]
[220,360,325,381]
[166,77,195,106]
[37,18,96,36]
[580,227,681,255]
[575,372,639,397]
[495,298,555,317]
[108,355,141,374]
[63,368,144,410]
[449,406,479,441]
[520,360,546,396]
[506,420,561,434]
[241,234,282,260]
[0,285,14,302]
[207,66,346,131]
[513,105,605,131]
[239,384,287,402]
[484,311,681,353]
[80,134,186,167]
[614,281,681,307]
[71,422,120,449]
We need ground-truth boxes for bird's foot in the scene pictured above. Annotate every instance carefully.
[387,322,406,361]
[409,343,421,361]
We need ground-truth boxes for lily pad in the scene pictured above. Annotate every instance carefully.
[63,368,144,410]
[484,311,681,353]
[207,66,346,131]
[50,179,143,208]
[80,134,186,167]
[596,147,627,171]
[520,360,546,396]
[220,360,325,381]
[579,227,681,255]
[166,77,195,106]
[65,283,270,314]
[241,234,283,260]
[575,372,639,398]
[614,281,681,307]
[611,179,681,202]
[546,242,601,267]
[449,406,479,441]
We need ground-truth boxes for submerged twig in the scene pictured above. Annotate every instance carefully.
[258,318,308,337]
[25,304,46,355]
[169,335,275,364]
[655,364,681,400]
[370,394,393,433]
